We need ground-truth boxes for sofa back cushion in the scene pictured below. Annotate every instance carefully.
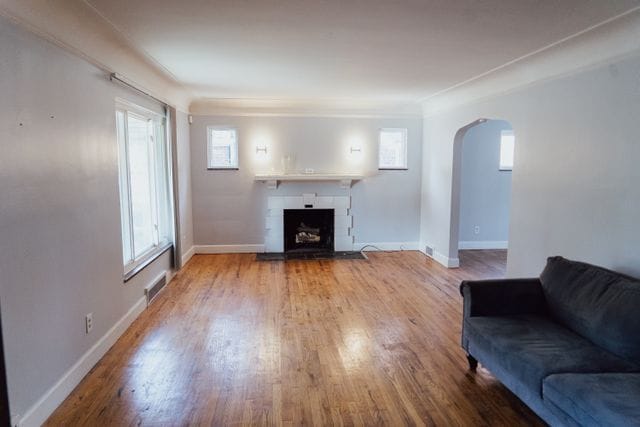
[540,256,640,362]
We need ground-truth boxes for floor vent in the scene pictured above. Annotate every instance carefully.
[145,273,167,305]
[424,246,434,257]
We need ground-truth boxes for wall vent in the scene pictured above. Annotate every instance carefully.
[424,246,434,257]
[145,273,167,306]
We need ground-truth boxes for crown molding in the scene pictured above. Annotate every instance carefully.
[422,7,640,117]
[6,1,638,119]
[0,0,192,111]
[189,98,423,118]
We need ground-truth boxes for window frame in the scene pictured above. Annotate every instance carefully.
[499,129,515,171]
[207,126,239,170]
[116,99,173,277]
[378,128,409,170]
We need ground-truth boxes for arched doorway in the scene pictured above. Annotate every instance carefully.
[450,118,515,266]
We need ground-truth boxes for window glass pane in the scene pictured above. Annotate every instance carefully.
[116,110,133,264]
[127,114,157,257]
[154,119,171,243]
[500,131,515,170]
[208,128,238,168]
[379,129,407,169]
[115,100,173,273]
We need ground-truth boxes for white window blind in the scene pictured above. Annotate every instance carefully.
[499,130,515,171]
[207,127,238,169]
[379,128,408,170]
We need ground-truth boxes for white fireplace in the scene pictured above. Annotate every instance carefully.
[265,193,353,252]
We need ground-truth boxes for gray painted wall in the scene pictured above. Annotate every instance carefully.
[459,120,512,244]
[0,17,191,419]
[190,115,423,247]
[420,50,640,277]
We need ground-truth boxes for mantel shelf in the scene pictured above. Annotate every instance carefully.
[254,173,364,189]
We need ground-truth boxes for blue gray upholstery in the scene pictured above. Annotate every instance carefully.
[540,256,640,361]
[460,256,640,426]
[544,373,640,427]
[465,315,637,394]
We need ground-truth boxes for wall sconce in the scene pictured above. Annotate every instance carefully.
[256,145,268,155]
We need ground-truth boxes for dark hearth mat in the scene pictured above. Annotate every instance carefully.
[256,251,367,261]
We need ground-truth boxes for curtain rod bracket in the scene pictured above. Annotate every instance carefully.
[110,72,168,108]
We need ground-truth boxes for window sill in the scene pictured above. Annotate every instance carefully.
[123,243,173,283]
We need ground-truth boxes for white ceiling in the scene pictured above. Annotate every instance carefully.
[85,0,640,109]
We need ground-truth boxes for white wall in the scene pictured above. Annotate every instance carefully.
[458,120,512,247]
[420,50,640,277]
[190,115,423,248]
[0,17,191,424]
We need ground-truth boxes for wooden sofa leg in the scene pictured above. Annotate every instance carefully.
[466,354,478,371]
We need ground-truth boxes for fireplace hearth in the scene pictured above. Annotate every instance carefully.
[284,209,334,253]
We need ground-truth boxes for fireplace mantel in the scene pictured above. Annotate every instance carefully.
[254,173,364,189]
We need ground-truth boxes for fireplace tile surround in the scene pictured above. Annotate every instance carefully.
[265,194,353,252]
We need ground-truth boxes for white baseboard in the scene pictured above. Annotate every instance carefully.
[418,247,460,269]
[18,296,148,427]
[195,244,265,254]
[459,240,508,250]
[433,250,460,268]
[181,245,195,266]
[355,242,419,251]
[194,243,420,254]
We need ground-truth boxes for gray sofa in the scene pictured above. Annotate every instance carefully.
[460,256,640,426]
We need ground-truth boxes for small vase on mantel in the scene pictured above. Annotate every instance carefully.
[281,154,296,174]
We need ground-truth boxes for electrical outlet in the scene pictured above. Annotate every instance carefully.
[474,225,480,235]
[85,313,93,334]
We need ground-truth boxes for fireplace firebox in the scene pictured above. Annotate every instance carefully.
[284,209,334,253]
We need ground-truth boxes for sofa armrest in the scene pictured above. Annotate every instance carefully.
[460,278,547,318]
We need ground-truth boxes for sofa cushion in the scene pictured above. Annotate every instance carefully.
[540,256,640,362]
[543,373,640,427]
[465,315,638,395]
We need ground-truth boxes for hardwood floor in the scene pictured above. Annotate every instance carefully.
[46,250,544,426]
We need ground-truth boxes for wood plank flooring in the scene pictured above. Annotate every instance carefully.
[46,250,544,426]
